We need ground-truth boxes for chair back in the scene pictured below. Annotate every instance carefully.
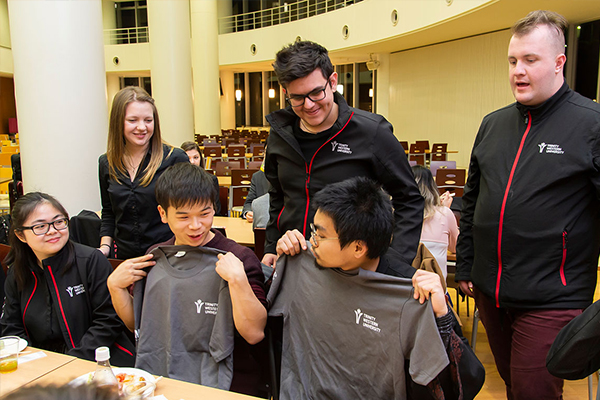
[108,259,124,270]
[253,228,266,260]
[430,160,456,177]
[415,140,430,150]
[230,186,250,208]
[399,141,409,152]
[203,138,218,146]
[214,161,243,176]
[222,138,237,148]
[431,143,448,161]
[231,168,258,186]
[218,186,229,216]
[436,168,466,197]
[0,243,10,275]
[248,161,263,169]
[409,143,426,166]
[203,145,222,158]
[227,144,246,157]
[251,144,265,156]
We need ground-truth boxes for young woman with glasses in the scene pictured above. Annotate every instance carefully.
[0,192,135,365]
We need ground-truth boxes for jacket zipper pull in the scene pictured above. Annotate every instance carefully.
[524,114,529,124]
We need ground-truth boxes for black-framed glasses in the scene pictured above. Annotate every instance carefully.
[22,218,69,236]
[286,81,330,107]
[310,223,338,245]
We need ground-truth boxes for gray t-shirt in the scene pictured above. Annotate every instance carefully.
[268,249,449,399]
[133,245,234,390]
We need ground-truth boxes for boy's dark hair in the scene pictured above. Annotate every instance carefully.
[312,177,393,259]
[155,162,217,211]
[272,40,334,88]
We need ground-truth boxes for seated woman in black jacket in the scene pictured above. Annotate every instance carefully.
[0,192,134,365]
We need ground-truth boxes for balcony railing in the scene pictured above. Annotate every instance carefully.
[219,0,363,34]
[104,27,149,45]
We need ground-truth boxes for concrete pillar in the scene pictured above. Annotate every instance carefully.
[8,0,107,215]
[190,0,221,136]
[220,70,235,130]
[147,0,194,146]
[375,53,390,119]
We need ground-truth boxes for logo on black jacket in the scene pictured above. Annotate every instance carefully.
[330,141,353,154]
[538,142,564,154]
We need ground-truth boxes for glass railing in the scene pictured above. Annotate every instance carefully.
[219,0,363,34]
[104,27,149,45]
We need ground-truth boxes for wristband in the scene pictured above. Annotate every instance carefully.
[100,244,111,249]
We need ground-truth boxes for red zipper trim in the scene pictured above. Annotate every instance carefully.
[560,231,567,286]
[22,270,38,338]
[48,265,76,348]
[301,112,354,236]
[115,342,133,356]
[276,206,285,231]
[496,111,532,308]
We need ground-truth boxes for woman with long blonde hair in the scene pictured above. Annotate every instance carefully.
[98,87,188,259]
[412,165,458,278]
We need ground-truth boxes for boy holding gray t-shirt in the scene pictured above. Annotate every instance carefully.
[107,162,267,397]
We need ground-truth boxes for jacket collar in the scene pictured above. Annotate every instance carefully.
[41,241,71,273]
[516,81,570,124]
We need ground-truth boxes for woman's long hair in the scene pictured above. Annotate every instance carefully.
[106,86,174,187]
[412,165,442,220]
[6,192,74,290]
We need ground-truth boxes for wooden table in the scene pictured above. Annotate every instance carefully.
[0,348,75,397]
[31,358,258,399]
[213,216,254,246]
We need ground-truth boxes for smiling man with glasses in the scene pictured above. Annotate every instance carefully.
[262,41,423,274]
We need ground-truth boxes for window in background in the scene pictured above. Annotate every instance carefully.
[357,62,373,112]
[267,71,281,113]
[115,0,148,44]
[119,77,152,96]
[336,64,353,106]
[575,20,600,101]
[235,73,246,127]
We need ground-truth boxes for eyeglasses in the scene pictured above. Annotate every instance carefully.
[286,81,330,107]
[22,218,69,236]
[310,223,338,245]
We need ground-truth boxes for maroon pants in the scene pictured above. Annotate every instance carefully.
[474,287,582,400]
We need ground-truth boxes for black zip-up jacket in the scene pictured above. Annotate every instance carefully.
[99,144,189,259]
[456,83,600,309]
[1,242,135,365]
[264,93,423,268]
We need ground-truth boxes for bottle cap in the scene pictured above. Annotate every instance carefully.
[95,346,110,362]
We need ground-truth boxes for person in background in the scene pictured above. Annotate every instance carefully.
[1,192,134,365]
[456,10,600,398]
[98,87,188,259]
[241,159,269,223]
[262,40,423,269]
[181,140,221,215]
[412,165,458,279]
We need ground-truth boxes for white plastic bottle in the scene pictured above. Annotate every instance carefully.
[92,346,118,388]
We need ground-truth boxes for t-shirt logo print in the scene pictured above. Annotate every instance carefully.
[66,284,85,298]
[195,299,205,314]
[354,308,363,324]
[331,141,339,152]
[66,286,74,297]
[538,143,547,153]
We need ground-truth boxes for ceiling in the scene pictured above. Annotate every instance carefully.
[223,0,600,71]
